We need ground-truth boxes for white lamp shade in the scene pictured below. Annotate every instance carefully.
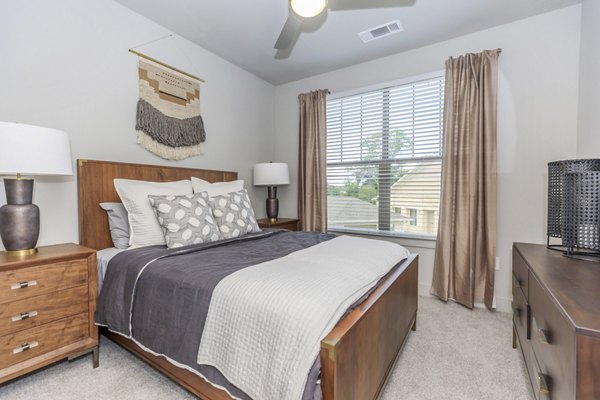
[253,162,290,186]
[0,122,73,176]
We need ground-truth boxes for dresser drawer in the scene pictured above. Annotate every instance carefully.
[0,313,88,369]
[530,274,576,400]
[513,280,529,341]
[512,248,529,300]
[0,285,88,336]
[528,349,551,400]
[0,259,87,304]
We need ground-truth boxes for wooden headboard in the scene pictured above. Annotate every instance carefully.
[77,159,237,250]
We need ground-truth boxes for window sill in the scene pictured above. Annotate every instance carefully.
[327,227,437,249]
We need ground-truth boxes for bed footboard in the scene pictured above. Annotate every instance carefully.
[320,254,418,400]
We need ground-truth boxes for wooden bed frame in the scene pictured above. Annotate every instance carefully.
[77,159,418,400]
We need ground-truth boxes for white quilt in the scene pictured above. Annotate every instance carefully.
[196,235,410,400]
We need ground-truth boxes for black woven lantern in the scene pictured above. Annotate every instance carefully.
[562,171,600,256]
[547,159,600,249]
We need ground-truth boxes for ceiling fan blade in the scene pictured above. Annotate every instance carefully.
[329,0,416,11]
[274,12,303,50]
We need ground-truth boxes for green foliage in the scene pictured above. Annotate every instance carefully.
[327,184,342,196]
[329,128,412,204]
[362,128,413,161]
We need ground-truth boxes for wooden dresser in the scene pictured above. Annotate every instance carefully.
[257,217,300,231]
[512,243,600,399]
[0,243,98,383]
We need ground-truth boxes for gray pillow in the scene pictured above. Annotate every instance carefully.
[100,202,130,249]
[148,192,223,248]
[210,189,261,239]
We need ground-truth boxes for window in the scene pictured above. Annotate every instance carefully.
[408,208,417,226]
[326,75,444,238]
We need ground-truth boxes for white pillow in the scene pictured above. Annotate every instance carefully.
[191,177,244,197]
[114,178,193,247]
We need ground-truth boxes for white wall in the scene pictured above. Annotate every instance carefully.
[577,0,600,157]
[0,0,275,250]
[273,6,582,312]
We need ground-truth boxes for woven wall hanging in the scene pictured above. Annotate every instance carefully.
[135,57,205,160]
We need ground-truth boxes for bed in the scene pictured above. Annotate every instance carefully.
[77,159,418,400]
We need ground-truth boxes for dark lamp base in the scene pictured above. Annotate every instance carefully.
[266,186,280,221]
[0,178,40,253]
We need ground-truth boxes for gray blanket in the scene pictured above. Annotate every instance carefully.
[96,230,334,400]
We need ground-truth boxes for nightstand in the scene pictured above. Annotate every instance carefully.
[0,243,98,383]
[257,218,300,231]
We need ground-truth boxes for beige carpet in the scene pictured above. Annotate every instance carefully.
[0,297,533,400]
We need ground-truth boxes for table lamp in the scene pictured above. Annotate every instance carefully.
[0,122,73,256]
[253,162,290,222]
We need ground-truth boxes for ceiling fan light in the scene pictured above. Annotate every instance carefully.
[290,0,327,18]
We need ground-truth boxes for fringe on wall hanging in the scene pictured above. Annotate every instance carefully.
[135,57,205,160]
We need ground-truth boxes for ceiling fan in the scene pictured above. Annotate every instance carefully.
[274,0,416,51]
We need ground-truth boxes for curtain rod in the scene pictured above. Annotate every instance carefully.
[128,49,205,83]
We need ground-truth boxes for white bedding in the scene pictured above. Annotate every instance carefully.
[97,247,125,292]
[196,235,409,400]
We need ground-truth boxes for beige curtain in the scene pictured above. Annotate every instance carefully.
[431,49,500,310]
[298,89,328,233]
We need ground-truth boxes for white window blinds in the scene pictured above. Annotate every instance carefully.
[326,75,444,237]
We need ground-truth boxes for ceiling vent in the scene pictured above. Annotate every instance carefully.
[358,20,403,43]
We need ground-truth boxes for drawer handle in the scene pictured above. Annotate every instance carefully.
[513,279,522,289]
[10,280,38,290]
[12,341,39,354]
[538,372,550,396]
[537,328,551,344]
[513,307,521,318]
[11,310,38,322]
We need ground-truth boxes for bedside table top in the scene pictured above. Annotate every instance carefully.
[257,218,299,227]
[0,243,95,270]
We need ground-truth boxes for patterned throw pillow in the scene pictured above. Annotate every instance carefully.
[148,192,222,248]
[210,189,261,239]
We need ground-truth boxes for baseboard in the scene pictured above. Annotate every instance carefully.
[418,283,513,314]
[418,282,431,296]
[491,296,512,313]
